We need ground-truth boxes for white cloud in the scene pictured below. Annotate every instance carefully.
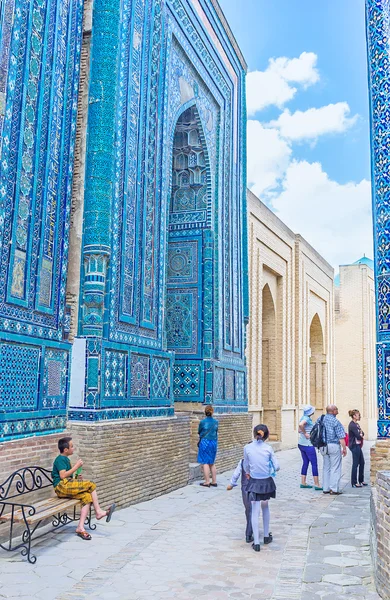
[271,160,373,267]
[269,102,358,141]
[246,52,319,115]
[247,120,292,197]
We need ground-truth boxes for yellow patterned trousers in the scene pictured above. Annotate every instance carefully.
[55,479,97,507]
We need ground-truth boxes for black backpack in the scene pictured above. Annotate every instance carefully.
[310,415,327,448]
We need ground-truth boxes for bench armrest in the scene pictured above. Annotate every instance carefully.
[0,500,36,520]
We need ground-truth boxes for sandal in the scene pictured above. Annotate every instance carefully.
[76,530,92,540]
[210,483,218,487]
[199,482,210,487]
[106,503,116,523]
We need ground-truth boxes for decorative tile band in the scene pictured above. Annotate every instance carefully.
[68,407,174,422]
[0,414,67,442]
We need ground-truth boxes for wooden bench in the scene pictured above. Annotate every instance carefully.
[0,466,95,563]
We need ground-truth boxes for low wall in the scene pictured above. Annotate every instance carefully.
[371,470,390,599]
[70,416,191,508]
[0,412,253,511]
[370,439,390,484]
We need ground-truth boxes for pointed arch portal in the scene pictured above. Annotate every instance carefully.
[165,105,210,402]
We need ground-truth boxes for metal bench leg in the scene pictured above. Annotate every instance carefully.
[86,505,96,531]
[20,514,37,564]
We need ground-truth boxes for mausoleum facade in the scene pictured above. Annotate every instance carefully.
[0,0,251,501]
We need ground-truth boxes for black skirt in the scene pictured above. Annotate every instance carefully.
[247,476,276,501]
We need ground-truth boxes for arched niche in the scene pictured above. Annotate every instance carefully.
[165,105,211,405]
[309,313,327,410]
[262,283,280,437]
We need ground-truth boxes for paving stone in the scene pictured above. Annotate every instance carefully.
[322,574,362,586]
[324,544,358,553]
[323,556,360,567]
[0,447,379,600]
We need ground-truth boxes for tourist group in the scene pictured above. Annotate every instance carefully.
[197,404,367,553]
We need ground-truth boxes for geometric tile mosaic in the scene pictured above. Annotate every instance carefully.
[235,371,245,402]
[366,0,390,436]
[104,350,127,399]
[42,349,68,409]
[214,367,224,401]
[225,369,235,400]
[152,357,169,399]
[173,363,200,397]
[130,354,149,398]
[166,289,198,354]
[0,343,40,412]
[167,241,198,285]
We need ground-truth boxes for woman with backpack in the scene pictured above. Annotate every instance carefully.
[298,405,322,490]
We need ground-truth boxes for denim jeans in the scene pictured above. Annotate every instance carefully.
[298,444,319,477]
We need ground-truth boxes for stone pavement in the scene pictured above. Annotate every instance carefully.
[0,446,380,600]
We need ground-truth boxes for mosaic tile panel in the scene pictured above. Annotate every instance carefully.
[166,288,198,354]
[214,367,224,401]
[167,241,198,285]
[130,354,150,398]
[366,0,390,435]
[173,363,201,397]
[104,350,127,399]
[68,407,174,422]
[235,371,245,402]
[152,357,169,399]
[0,0,83,439]
[42,349,68,409]
[0,0,82,333]
[225,369,235,401]
[0,414,67,441]
[0,343,40,412]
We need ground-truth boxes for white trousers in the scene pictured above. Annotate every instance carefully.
[320,443,342,492]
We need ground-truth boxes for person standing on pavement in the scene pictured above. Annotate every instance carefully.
[243,425,280,552]
[198,405,218,487]
[298,405,322,490]
[348,409,368,488]
[319,405,347,496]
[227,458,253,543]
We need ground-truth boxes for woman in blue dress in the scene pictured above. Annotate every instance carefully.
[198,405,218,487]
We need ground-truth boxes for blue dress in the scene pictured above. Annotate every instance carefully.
[197,416,218,464]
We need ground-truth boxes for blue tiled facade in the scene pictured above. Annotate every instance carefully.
[0,0,83,441]
[367,0,390,437]
[0,0,249,440]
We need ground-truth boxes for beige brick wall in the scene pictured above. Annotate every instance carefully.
[247,190,334,447]
[0,433,69,487]
[188,412,253,471]
[371,470,390,599]
[69,417,191,508]
[0,418,190,511]
[335,264,377,439]
[371,439,390,484]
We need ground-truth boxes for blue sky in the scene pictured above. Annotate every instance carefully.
[219,0,373,268]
